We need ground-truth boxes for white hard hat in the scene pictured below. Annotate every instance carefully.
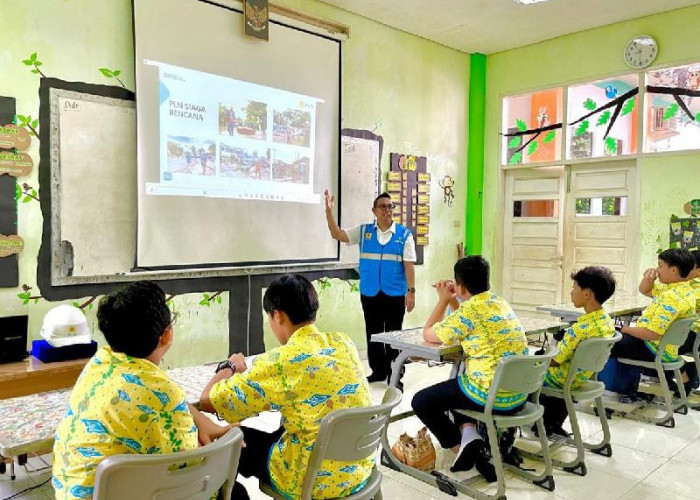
[40,305,91,347]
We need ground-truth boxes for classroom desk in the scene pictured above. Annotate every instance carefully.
[0,363,217,479]
[0,356,90,400]
[371,316,567,496]
[536,294,651,323]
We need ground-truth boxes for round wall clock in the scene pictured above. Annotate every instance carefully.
[624,35,658,69]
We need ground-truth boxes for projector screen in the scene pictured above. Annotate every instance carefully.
[134,0,340,268]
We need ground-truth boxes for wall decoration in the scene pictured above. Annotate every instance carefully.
[0,123,32,149]
[570,131,594,159]
[438,175,455,207]
[670,217,699,250]
[389,153,430,265]
[99,67,127,90]
[0,151,33,177]
[22,52,46,77]
[0,234,23,257]
[0,97,19,287]
[684,199,700,217]
[244,0,269,41]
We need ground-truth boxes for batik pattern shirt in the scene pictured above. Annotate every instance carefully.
[434,291,529,409]
[544,309,615,389]
[52,347,198,500]
[641,280,696,361]
[209,325,372,500]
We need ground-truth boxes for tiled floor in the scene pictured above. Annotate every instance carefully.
[3,361,699,500]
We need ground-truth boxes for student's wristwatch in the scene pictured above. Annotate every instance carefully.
[407,287,416,293]
[215,360,236,374]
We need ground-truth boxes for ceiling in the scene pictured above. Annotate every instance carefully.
[318,0,700,54]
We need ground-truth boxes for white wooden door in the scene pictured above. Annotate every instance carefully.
[564,162,637,297]
[503,167,565,315]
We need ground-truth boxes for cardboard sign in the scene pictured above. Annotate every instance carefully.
[0,124,31,151]
[0,234,24,257]
[0,151,33,177]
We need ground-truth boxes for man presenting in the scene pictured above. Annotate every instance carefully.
[324,189,416,384]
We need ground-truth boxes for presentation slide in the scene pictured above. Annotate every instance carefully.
[148,61,321,204]
[134,0,340,268]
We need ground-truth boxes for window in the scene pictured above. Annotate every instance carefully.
[645,63,700,153]
[567,75,639,159]
[513,200,559,217]
[575,197,628,217]
[502,88,563,165]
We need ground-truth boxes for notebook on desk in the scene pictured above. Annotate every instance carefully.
[0,315,28,363]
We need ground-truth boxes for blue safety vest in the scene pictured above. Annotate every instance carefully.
[359,223,410,297]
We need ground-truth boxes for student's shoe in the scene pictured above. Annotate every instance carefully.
[474,452,497,483]
[450,439,483,472]
[367,372,387,383]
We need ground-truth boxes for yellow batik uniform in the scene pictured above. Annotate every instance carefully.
[641,281,696,361]
[433,291,529,409]
[210,325,372,500]
[690,278,700,333]
[544,309,615,389]
[52,347,198,500]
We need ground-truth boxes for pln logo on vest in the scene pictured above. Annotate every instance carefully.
[365,233,372,240]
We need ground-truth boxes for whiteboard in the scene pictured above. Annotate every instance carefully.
[339,134,380,265]
[47,85,380,285]
[50,88,137,283]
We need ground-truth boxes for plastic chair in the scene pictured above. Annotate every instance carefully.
[618,316,699,428]
[260,387,402,500]
[691,329,700,410]
[451,348,559,500]
[93,427,244,500]
[540,332,622,476]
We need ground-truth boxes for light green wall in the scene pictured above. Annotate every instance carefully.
[483,5,700,291]
[0,0,469,367]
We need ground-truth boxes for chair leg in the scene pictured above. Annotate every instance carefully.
[373,488,383,500]
[532,418,555,491]
[673,368,688,415]
[559,401,586,475]
[586,397,613,457]
[653,366,677,427]
[484,420,507,500]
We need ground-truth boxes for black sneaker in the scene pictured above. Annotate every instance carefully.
[450,439,483,472]
[367,372,387,383]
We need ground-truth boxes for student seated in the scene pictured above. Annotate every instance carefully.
[199,274,372,500]
[611,249,696,385]
[411,256,528,481]
[539,267,616,436]
[639,249,700,394]
[52,281,228,500]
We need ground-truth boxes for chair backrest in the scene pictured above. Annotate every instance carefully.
[568,332,623,382]
[485,348,558,411]
[93,427,244,500]
[299,386,402,500]
[657,316,700,354]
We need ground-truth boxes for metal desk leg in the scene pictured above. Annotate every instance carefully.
[389,350,413,389]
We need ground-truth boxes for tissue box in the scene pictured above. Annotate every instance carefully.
[31,339,98,363]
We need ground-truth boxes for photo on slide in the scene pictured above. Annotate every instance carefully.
[270,147,310,184]
[218,100,268,141]
[272,108,311,147]
[166,136,216,176]
[220,141,271,180]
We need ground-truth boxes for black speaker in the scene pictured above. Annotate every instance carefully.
[0,315,29,363]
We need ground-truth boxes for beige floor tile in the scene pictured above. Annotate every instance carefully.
[642,458,700,498]
[618,483,693,500]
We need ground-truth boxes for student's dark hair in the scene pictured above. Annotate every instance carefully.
[97,281,172,358]
[263,274,319,325]
[454,256,490,295]
[570,266,616,305]
[658,248,695,278]
[373,192,392,208]
[692,249,700,269]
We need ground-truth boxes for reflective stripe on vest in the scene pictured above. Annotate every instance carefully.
[359,252,403,262]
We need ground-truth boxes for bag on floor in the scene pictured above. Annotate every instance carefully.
[391,426,436,471]
[597,357,642,395]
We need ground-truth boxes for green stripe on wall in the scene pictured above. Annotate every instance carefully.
[466,53,486,255]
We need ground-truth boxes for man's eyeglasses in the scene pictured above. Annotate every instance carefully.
[375,203,395,210]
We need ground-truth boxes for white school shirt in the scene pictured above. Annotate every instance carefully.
[345,222,417,263]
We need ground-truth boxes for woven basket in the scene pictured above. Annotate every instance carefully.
[391,426,436,471]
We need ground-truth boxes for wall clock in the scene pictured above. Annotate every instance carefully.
[624,35,658,69]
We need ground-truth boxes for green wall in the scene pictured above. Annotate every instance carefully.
[483,5,700,291]
[0,0,469,367]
